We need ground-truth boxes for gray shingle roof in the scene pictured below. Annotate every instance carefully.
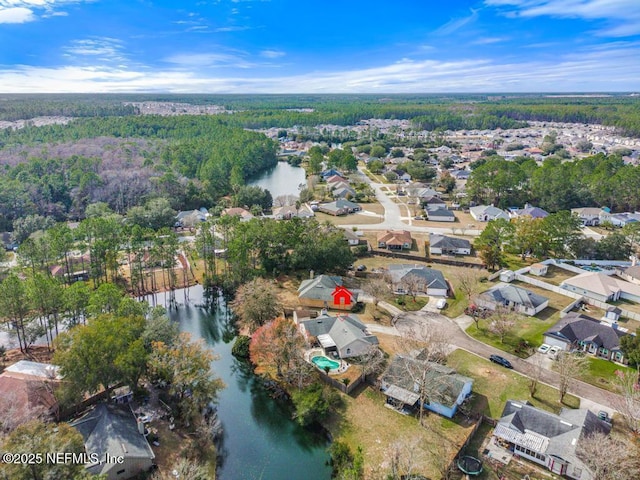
[544,312,627,351]
[300,314,377,351]
[495,400,610,471]
[382,355,472,409]
[298,275,350,303]
[429,234,471,250]
[387,264,448,290]
[481,284,548,309]
[71,403,155,475]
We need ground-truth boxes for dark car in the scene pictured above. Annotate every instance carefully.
[356,265,367,271]
[490,354,513,369]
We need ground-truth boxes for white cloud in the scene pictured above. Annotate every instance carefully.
[0,0,89,23]
[163,52,253,68]
[0,6,34,23]
[260,49,285,59]
[63,37,129,64]
[2,43,639,93]
[485,0,640,36]
[472,36,509,45]
[434,9,479,35]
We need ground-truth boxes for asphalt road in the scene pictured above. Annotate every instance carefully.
[366,309,624,415]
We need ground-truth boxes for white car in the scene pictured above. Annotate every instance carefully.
[436,298,447,309]
[548,346,561,359]
[537,344,551,354]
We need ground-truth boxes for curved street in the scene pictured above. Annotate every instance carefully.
[341,166,483,235]
[366,309,623,416]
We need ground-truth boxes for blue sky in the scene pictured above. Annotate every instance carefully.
[0,0,639,93]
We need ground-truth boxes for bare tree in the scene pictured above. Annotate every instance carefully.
[230,278,280,334]
[612,368,640,433]
[453,267,485,303]
[426,434,458,480]
[487,306,517,344]
[362,276,391,307]
[273,194,299,207]
[0,391,47,434]
[553,352,588,403]
[399,273,424,302]
[577,431,640,480]
[385,438,424,480]
[528,355,543,398]
[152,458,209,480]
[355,345,385,383]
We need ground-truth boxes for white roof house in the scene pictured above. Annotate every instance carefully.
[469,205,509,222]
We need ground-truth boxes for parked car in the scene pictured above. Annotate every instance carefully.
[489,354,513,369]
[356,265,367,271]
[548,346,561,359]
[537,344,551,354]
[436,298,447,309]
[414,216,425,220]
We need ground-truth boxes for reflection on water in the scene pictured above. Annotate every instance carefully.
[159,286,331,480]
[248,161,306,200]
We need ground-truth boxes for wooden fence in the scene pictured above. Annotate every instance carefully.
[371,251,485,269]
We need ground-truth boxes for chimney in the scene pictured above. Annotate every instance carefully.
[310,270,314,279]
[631,255,638,267]
[137,420,145,435]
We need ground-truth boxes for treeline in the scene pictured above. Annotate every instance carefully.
[0,116,277,228]
[481,97,640,136]
[467,153,640,212]
[0,94,138,121]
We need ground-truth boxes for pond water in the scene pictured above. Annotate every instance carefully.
[159,286,332,480]
[248,161,306,200]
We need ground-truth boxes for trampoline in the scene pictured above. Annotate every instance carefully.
[457,455,483,476]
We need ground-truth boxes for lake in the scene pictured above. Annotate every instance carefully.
[162,286,332,480]
[248,161,306,200]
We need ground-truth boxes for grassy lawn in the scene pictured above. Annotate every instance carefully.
[442,290,469,319]
[466,310,559,358]
[611,297,640,316]
[447,349,580,418]
[315,211,383,226]
[393,294,428,311]
[327,386,476,480]
[577,356,635,392]
[533,264,577,286]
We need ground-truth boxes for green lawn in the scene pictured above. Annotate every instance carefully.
[441,290,469,319]
[447,349,580,419]
[577,356,635,392]
[394,295,428,311]
[466,308,560,358]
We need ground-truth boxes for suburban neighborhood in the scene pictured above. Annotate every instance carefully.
[1,93,640,480]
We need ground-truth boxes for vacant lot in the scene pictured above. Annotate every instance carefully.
[447,349,580,418]
[329,386,475,480]
[315,211,383,226]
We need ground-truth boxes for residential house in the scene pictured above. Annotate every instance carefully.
[509,204,549,219]
[561,272,640,303]
[0,360,61,422]
[421,195,446,207]
[543,312,628,363]
[387,264,448,297]
[377,230,412,250]
[341,228,361,246]
[406,187,440,204]
[492,400,611,480]
[425,205,456,222]
[318,199,361,216]
[0,231,18,251]
[297,313,378,358]
[469,205,510,222]
[321,168,342,179]
[298,274,357,311]
[477,283,549,316]
[452,169,470,180]
[616,264,640,285]
[331,185,357,199]
[609,212,640,227]
[71,403,156,480]
[571,207,611,226]
[380,354,473,418]
[428,234,471,256]
[175,209,207,228]
[222,207,254,221]
[325,174,346,185]
[273,204,315,220]
[529,263,549,276]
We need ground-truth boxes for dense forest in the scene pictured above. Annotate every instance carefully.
[2,94,640,134]
[0,116,277,229]
[467,153,640,212]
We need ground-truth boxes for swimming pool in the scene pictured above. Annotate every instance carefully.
[581,265,602,272]
[311,355,340,371]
